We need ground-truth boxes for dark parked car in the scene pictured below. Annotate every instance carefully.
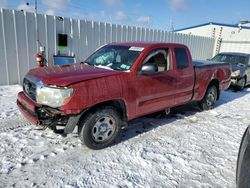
[236,126,250,188]
[210,52,250,90]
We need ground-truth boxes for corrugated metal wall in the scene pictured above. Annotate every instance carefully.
[220,40,250,54]
[0,8,215,85]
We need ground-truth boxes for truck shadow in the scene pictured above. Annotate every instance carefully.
[215,86,250,107]
[115,87,250,146]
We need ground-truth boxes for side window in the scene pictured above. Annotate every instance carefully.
[142,49,169,73]
[175,48,189,69]
[236,56,247,66]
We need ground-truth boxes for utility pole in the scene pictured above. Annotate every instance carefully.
[35,0,37,14]
[169,19,174,32]
[34,0,40,53]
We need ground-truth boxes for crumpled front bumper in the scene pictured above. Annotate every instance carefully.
[17,91,65,126]
[17,91,40,125]
[17,91,82,134]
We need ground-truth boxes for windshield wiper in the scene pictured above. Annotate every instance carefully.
[81,61,93,66]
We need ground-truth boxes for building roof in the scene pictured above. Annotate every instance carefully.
[173,22,250,32]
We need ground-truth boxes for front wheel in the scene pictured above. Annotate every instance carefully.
[198,85,218,111]
[78,106,121,150]
[236,77,246,91]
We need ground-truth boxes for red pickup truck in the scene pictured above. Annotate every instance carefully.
[17,42,231,149]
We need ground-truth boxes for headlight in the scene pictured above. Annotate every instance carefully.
[36,86,73,108]
[231,70,240,77]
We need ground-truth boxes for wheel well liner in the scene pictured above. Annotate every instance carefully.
[80,100,128,123]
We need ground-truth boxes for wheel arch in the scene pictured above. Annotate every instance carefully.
[79,99,128,123]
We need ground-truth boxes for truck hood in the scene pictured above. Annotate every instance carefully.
[28,63,121,86]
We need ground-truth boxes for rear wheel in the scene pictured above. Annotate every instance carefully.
[78,106,121,150]
[199,85,218,111]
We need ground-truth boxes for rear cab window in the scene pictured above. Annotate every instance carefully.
[174,48,189,69]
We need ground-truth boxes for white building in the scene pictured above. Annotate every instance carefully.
[174,21,250,55]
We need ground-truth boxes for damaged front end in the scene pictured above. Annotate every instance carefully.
[37,106,82,135]
[17,75,81,135]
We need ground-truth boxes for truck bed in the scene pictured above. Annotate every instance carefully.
[193,60,230,68]
[192,60,231,101]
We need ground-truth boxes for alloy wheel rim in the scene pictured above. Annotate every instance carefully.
[207,89,216,107]
[92,116,116,142]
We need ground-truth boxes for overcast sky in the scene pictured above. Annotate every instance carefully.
[0,0,249,30]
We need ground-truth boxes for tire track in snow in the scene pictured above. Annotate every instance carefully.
[1,136,80,175]
[0,117,81,174]
[21,132,79,168]
[0,116,30,132]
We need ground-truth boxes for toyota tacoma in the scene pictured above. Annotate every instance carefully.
[17,42,231,149]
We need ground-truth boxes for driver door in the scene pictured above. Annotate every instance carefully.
[135,48,176,116]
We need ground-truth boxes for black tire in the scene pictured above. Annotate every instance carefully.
[198,85,218,111]
[78,106,121,150]
[236,127,250,188]
[235,77,246,91]
[236,127,248,185]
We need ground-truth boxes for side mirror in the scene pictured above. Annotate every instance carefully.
[141,64,158,74]
[206,58,211,61]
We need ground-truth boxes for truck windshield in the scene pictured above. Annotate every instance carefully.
[84,45,143,71]
[211,54,248,67]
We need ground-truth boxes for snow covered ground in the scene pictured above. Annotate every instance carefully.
[0,85,249,187]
